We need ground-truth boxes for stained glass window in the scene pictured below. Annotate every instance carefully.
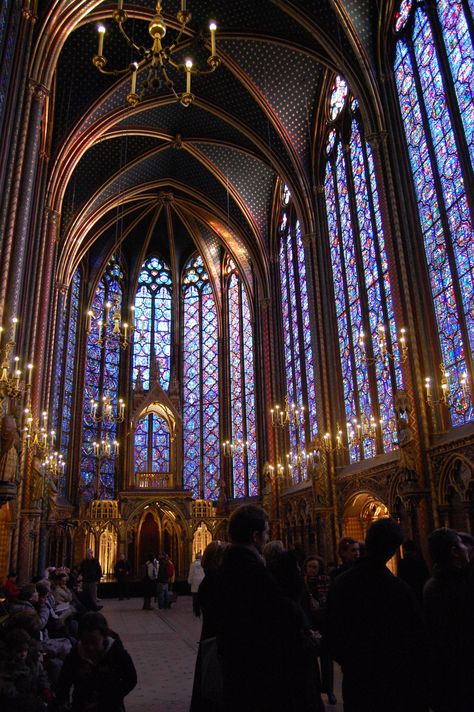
[323,97,403,462]
[134,413,170,472]
[51,268,81,497]
[279,190,319,483]
[394,1,474,424]
[182,255,220,499]
[329,75,348,120]
[133,256,172,391]
[227,261,258,498]
[80,257,124,500]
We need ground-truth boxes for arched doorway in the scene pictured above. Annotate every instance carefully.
[138,511,160,566]
[343,493,396,572]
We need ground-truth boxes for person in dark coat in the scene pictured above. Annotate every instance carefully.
[55,611,137,712]
[423,527,474,712]
[190,540,229,712]
[327,518,428,712]
[114,554,131,600]
[397,539,430,603]
[218,504,316,712]
[79,549,102,610]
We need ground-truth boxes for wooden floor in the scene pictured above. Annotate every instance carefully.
[104,595,343,711]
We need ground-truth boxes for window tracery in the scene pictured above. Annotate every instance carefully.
[133,256,172,392]
[80,257,123,500]
[393,0,473,424]
[227,259,257,498]
[323,82,403,461]
[278,188,318,482]
[182,254,220,499]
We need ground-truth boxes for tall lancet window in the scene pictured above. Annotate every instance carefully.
[323,78,403,463]
[227,259,257,498]
[278,186,318,484]
[134,413,170,473]
[182,255,220,499]
[394,0,473,424]
[80,258,123,500]
[133,256,172,392]
[51,268,81,497]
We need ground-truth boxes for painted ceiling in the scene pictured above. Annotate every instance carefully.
[35,0,385,293]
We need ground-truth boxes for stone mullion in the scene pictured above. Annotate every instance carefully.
[313,184,341,550]
[367,122,438,538]
[16,206,59,581]
[0,8,36,320]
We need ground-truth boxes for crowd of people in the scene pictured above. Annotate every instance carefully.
[0,551,136,711]
[190,505,474,712]
[1,509,473,712]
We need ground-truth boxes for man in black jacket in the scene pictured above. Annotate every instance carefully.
[218,504,314,712]
[327,518,428,712]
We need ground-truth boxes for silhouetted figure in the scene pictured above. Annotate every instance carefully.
[327,518,428,712]
[218,504,316,712]
[397,539,430,602]
[423,528,474,712]
[114,554,131,600]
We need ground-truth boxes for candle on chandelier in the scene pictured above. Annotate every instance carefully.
[185,59,192,93]
[118,0,123,9]
[97,25,105,56]
[86,310,93,332]
[181,0,186,11]
[27,363,33,385]
[11,317,18,342]
[209,22,217,56]
[131,64,138,94]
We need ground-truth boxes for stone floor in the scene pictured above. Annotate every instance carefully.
[104,595,344,712]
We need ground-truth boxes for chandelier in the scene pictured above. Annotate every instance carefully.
[92,1,220,107]
[89,393,126,423]
[42,450,66,478]
[222,439,248,457]
[270,396,305,429]
[346,414,381,448]
[425,364,470,412]
[0,318,32,409]
[86,297,134,350]
[23,409,57,457]
[359,324,408,367]
[92,434,120,460]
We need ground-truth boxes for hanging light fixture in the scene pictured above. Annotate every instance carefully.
[92,1,220,107]
[86,297,134,350]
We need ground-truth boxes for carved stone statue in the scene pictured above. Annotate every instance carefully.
[48,475,59,521]
[31,455,44,504]
[262,462,273,514]
[0,415,19,483]
[394,389,411,418]
[397,416,417,474]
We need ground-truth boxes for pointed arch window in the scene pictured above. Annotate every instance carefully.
[278,190,318,483]
[133,256,172,392]
[323,80,403,462]
[134,413,170,472]
[393,1,473,424]
[182,255,220,499]
[51,268,81,497]
[227,260,257,498]
[80,257,124,500]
